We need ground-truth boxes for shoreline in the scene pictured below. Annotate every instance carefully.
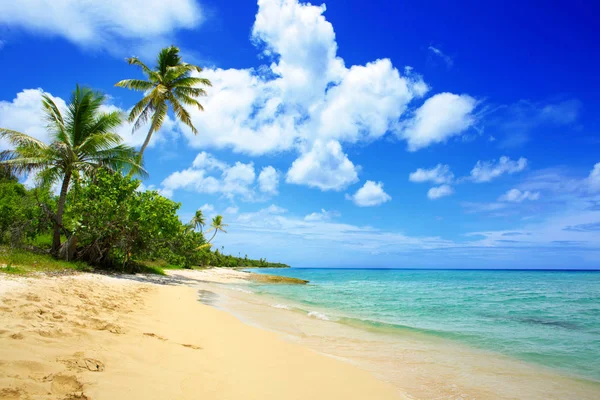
[182,268,600,400]
[0,271,402,400]
[2,269,600,399]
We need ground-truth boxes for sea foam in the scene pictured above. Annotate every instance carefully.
[231,287,254,294]
[308,311,330,321]
[270,304,292,310]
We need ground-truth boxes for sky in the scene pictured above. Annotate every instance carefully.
[1,0,599,269]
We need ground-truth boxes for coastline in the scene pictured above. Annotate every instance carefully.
[0,271,401,400]
[2,269,599,399]
[184,268,600,400]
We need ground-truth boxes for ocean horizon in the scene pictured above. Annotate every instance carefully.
[247,268,600,383]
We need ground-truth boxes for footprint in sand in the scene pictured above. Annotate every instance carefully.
[58,353,105,372]
[50,374,83,395]
[181,344,202,350]
[0,388,25,400]
[143,332,168,341]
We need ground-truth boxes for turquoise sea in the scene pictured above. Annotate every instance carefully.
[247,268,600,382]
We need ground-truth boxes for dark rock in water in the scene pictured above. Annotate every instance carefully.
[248,273,308,285]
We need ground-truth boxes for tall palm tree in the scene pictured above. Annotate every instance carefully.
[189,209,206,233]
[115,45,212,161]
[0,85,144,255]
[207,215,228,243]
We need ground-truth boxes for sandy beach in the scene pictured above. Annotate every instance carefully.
[0,271,402,400]
[2,269,600,400]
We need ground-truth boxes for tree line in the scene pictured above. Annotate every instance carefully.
[0,46,289,271]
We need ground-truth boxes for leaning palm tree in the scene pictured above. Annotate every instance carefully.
[115,45,212,160]
[189,209,206,233]
[207,215,228,243]
[0,85,144,256]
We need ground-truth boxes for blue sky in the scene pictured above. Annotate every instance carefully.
[1,0,599,269]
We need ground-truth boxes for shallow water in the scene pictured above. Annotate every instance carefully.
[247,268,600,383]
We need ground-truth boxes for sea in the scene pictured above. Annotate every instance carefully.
[245,268,600,383]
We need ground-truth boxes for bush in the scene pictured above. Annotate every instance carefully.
[66,169,206,269]
[0,176,52,247]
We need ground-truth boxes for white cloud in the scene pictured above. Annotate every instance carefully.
[347,180,391,207]
[0,89,65,149]
[398,93,477,151]
[0,88,176,151]
[258,166,279,195]
[199,203,215,214]
[0,0,202,53]
[428,46,453,68]
[427,184,454,200]
[161,152,277,201]
[304,209,340,222]
[224,206,239,215]
[470,156,528,183]
[286,140,358,191]
[499,188,540,202]
[409,164,454,184]
[174,0,474,189]
[588,162,600,192]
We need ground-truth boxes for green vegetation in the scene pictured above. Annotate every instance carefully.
[0,247,92,275]
[115,45,212,161]
[0,46,289,276]
[0,85,143,255]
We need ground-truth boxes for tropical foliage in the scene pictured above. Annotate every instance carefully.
[0,85,143,255]
[115,45,212,160]
[0,46,289,273]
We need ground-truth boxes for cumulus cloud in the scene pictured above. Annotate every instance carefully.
[498,189,540,202]
[258,166,279,195]
[0,88,177,151]
[173,0,474,190]
[409,164,454,184]
[286,140,359,191]
[0,0,203,54]
[161,151,277,201]
[427,184,454,200]
[347,180,391,207]
[398,93,477,151]
[0,89,65,149]
[470,156,528,183]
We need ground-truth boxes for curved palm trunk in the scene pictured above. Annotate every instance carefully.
[138,127,154,160]
[208,230,218,243]
[126,127,153,179]
[52,171,72,255]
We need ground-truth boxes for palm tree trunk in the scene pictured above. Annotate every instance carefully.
[52,171,72,255]
[208,230,218,243]
[126,127,153,179]
[138,127,153,160]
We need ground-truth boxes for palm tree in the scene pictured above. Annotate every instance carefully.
[189,209,206,233]
[115,45,212,161]
[207,215,228,243]
[0,85,144,256]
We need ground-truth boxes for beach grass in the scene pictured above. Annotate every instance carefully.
[0,247,92,275]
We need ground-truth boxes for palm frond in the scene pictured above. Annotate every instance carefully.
[175,94,205,111]
[173,76,212,88]
[157,46,182,74]
[148,101,168,136]
[168,95,197,134]
[41,94,67,142]
[0,128,49,150]
[114,79,154,92]
[173,86,207,98]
